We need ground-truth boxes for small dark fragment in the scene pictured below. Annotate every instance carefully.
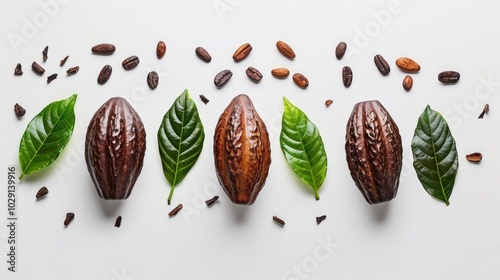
[316,215,327,225]
[66,66,79,75]
[325,100,333,107]
[478,104,489,119]
[199,94,210,104]
[14,103,26,117]
[32,61,45,75]
[64,212,75,226]
[335,42,347,60]
[168,204,183,217]
[36,186,49,199]
[60,55,69,66]
[272,215,285,226]
[14,63,23,75]
[205,195,219,207]
[42,46,48,62]
[115,216,122,228]
[47,73,58,84]
[466,152,482,163]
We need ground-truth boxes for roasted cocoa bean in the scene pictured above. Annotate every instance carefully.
[335,42,347,60]
[403,75,413,91]
[31,61,45,75]
[232,43,252,62]
[195,46,212,63]
[396,57,420,72]
[292,73,309,89]
[276,40,296,59]
[214,69,232,88]
[147,71,159,89]
[97,65,112,85]
[214,94,271,205]
[342,66,353,87]
[246,66,263,82]
[438,71,460,84]
[122,55,140,70]
[345,100,403,204]
[374,54,390,75]
[85,97,147,200]
[91,43,116,54]
[156,41,166,59]
[271,68,290,79]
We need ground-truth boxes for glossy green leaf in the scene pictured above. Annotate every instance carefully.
[411,105,459,205]
[19,94,77,180]
[280,97,327,200]
[158,90,205,204]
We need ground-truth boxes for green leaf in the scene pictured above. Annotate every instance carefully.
[158,89,205,204]
[411,105,459,205]
[18,94,77,180]
[280,97,327,200]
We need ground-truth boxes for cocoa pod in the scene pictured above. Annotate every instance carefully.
[214,94,271,205]
[85,97,146,199]
[345,100,402,204]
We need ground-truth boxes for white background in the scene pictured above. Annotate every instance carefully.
[1,0,500,279]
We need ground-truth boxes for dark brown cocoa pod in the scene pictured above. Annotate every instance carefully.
[85,97,146,200]
[345,100,403,204]
[214,94,271,205]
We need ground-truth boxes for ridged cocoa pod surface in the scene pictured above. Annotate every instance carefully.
[214,94,271,205]
[345,100,402,204]
[85,97,146,199]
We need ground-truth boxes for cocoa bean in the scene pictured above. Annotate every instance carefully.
[232,43,252,62]
[276,40,296,59]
